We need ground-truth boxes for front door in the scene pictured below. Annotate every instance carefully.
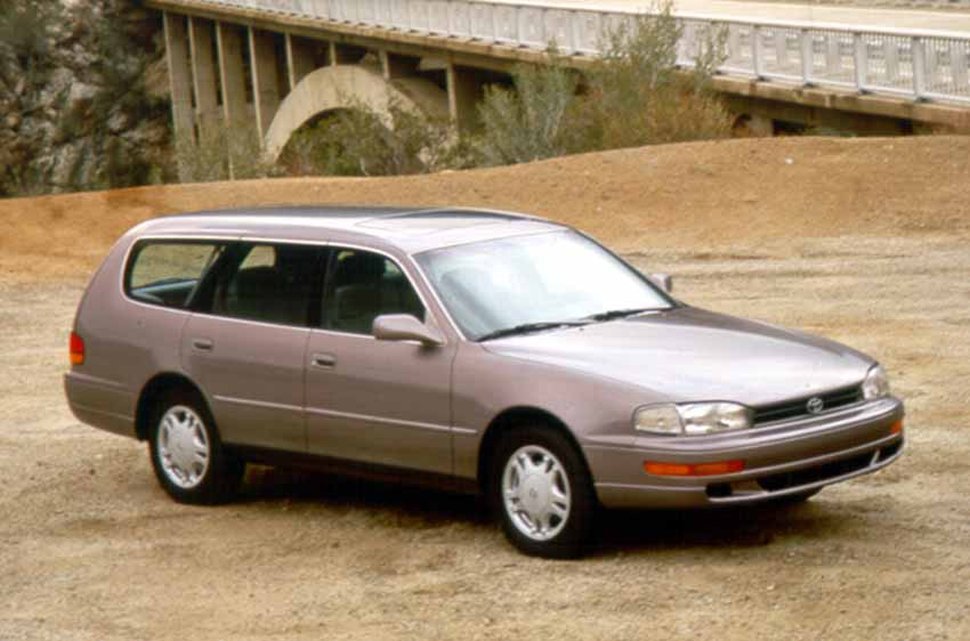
[181,242,324,452]
[304,247,454,474]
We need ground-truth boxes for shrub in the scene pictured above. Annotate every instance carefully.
[472,55,578,166]
[281,97,457,177]
[174,121,276,183]
[474,1,731,164]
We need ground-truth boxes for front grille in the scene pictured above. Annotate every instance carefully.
[756,452,873,492]
[753,385,863,425]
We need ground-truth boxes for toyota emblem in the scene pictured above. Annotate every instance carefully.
[806,397,824,414]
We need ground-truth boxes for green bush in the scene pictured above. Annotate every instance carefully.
[473,55,578,166]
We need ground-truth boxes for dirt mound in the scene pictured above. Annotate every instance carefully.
[2,135,969,280]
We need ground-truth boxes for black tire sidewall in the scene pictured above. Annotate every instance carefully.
[490,426,596,559]
[148,388,241,505]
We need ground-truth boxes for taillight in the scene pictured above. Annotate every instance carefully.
[69,332,85,366]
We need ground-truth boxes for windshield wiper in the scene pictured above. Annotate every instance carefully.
[582,308,657,322]
[476,321,589,342]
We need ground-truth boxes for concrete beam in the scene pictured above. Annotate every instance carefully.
[285,33,317,92]
[248,27,281,142]
[710,75,970,134]
[162,12,195,149]
[188,17,220,139]
[215,22,248,128]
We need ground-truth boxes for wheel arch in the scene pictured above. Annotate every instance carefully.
[476,406,592,494]
[134,372,209,441]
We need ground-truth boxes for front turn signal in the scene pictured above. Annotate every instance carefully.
[644,459,744,477]
[890,419,903,435]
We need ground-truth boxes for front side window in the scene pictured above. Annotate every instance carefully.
[211,243,323,326]
[415,230,673,340]
[126,241,224,309]
[322,249,425,335]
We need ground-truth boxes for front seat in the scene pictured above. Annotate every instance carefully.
[329,253,386,334]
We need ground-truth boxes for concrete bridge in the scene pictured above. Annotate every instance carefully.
[149,0,970,170]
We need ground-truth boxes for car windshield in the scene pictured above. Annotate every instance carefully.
[415,230,673,341]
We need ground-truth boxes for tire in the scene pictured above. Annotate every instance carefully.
[148,388,243,505]
[489,426,597,559]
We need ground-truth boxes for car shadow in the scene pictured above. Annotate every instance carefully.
[237,465,490,527]
[591,501,849,555]
[235,464,853,554]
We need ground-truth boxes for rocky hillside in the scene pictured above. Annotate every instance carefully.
[0,0,171,197]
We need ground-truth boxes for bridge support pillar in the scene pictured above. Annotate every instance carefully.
[447,63,483,130]
[285,34,318,91]
[215,22,248,128]
[215,22,250,178]
[163,13,194,179]
[188,17,220,140]
[248,27,281,142]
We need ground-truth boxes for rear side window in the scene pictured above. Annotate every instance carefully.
[126,241,224,309]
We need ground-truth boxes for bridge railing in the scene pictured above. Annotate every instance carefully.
[204,0,970,105]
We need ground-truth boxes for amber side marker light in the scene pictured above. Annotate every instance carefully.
[644,460,745,477]
[890,419,904,435]
[69,332,85,366]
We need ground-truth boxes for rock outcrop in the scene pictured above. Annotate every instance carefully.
[0,0,172,196]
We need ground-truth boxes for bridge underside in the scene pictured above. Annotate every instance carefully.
[155,1,970,177]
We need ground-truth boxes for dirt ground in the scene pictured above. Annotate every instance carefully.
[1,136,969,640]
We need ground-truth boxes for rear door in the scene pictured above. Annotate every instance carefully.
[304,246,455,474]
[182,242,326,452]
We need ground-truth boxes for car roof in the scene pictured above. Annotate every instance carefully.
[129,205,569,254]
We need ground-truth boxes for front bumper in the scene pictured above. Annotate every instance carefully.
[586,396,904,509]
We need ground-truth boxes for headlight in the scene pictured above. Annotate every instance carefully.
[634,402,752,436]
[633,404,683,435]
[862,364,890,400]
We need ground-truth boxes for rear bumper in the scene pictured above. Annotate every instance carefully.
[587,396,904,509]
[64,372,137,438]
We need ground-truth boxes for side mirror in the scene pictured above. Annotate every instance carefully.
[649,272,673,294]
[373,314,444,346]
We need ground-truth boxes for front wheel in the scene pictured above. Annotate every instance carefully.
[149,389,243,505]
[490,426,596,558]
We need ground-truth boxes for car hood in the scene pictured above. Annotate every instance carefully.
[481,307,873,406]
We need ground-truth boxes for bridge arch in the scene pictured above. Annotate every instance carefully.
[264,65,449,161]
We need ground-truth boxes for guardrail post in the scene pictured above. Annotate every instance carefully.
[800,28,813,85]
[752,25,762,78]
[853,32,867,92]
[912,36,926,99]
[953,41,969,95]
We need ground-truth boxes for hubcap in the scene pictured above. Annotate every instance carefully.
[157,405,210,490]
[502,445,571,542]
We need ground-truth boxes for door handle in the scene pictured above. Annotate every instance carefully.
[311,353,337,369]
[192,338,214,351]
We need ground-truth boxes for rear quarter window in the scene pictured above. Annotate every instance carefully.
[125,241,224,309]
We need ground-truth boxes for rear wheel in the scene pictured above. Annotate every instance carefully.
[149,389,243,504]
[490,426,596,559]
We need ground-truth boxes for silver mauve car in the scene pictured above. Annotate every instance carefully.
[65,207,904,557]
